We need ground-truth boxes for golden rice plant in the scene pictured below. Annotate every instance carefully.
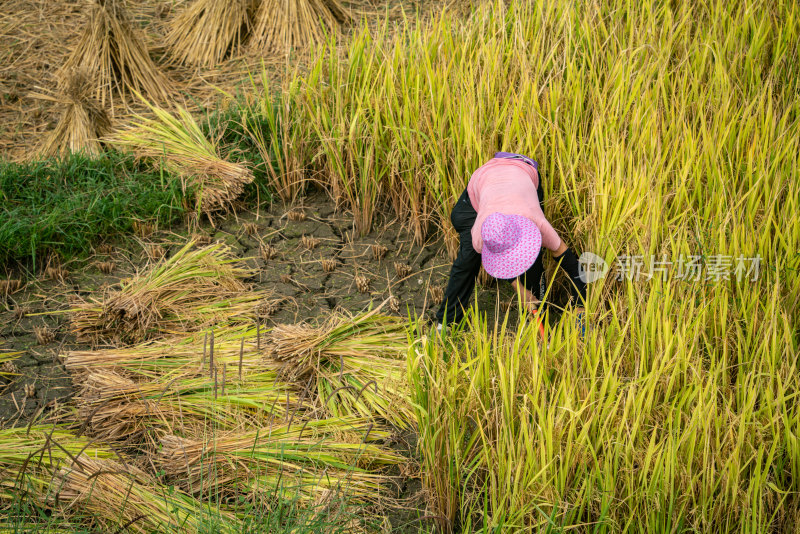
[71,241,272,345]
[269,307,413,428]
[37,69,111,157]
[250,0,351,53]
[112,97,254,215]
[166,0,251,67]
[155,416,402,504]
[58,0,170,115]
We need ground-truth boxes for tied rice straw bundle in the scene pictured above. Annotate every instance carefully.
[71,241,271,345]
[166,0,251,67]
[66,323,268,376]
[0,426,240,533]
[269,307,413,429]
[156,417,403,504]
[52,456,241,533]
[250,0,352,53]
[112,97,254,214]
[59,0,170,116]
[71,369,299,447]
[35,69,111,157]
[65,325,300,445]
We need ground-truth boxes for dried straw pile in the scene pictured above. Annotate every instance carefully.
[36,69,111,157]
[112,99,254,214]
[250,0,352,53]
[269,306,413,428]
[166,0,252,67]
[59,0,170,115]
[71,241,271,345]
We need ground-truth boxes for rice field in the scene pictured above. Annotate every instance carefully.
[1,0,799,532]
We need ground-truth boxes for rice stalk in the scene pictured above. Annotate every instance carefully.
[71,241,272,345]
[58,0,170,115]
[112,97,254,215]
[166,0,251,67]
[269,307,413,429]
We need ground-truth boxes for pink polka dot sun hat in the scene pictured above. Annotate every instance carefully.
[480,212,542,280]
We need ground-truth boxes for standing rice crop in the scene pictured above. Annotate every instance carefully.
[240,70,312,202]
[71,241,271,345]
[269,307,413,429]
[112,97,254,215]
[59,0,170,115]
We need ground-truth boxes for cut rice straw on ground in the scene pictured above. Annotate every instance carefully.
[65,326,304,446]
[71,241,273,345]
[34,69,111,157]
[166,0,251,67]
[0,425,240,533]
[156,416,402,504]
[59,0,170,116]
[111,96,254,215]
[269,306,413,429]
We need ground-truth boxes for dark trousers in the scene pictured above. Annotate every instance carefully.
[435,178,546,325]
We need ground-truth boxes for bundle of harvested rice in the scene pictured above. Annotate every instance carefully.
[250,0,351,53]
[166,0,251,67]
[59,0,170,115]
[112,98,254,214]
[0,426,240,533]
[71,241,272,345]
[270,307,413,428]
[65,324,301,445]
[72,369,298,446]
[156,416,402,504]
[36,69,111,157]
[66,323,266,374]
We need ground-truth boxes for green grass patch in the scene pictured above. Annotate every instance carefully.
[0,151,189,269]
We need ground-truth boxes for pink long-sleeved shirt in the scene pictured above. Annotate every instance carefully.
[467,158,561,254]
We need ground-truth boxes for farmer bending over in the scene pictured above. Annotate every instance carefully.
[434,152,585,329]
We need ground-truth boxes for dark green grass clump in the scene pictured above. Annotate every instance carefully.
[0,152,188,268]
